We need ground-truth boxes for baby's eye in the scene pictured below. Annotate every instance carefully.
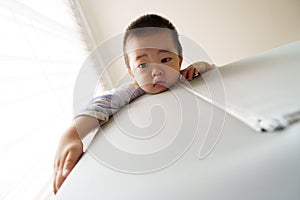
[138,63,148,69]
[161,58,171,63]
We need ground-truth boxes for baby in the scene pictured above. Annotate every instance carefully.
[53,14,213,194]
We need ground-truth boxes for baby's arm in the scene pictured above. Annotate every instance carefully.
[180,61,214,81]
[53,115,98,194]
[53,83,145,194]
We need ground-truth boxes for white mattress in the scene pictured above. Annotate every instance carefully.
[56,40,300,200]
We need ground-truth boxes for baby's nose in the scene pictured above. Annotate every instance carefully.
[151,65,163,77]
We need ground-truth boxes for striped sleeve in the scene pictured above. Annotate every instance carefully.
[75,82,145,125]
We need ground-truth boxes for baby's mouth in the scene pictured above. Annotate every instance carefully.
[153,81,166,88]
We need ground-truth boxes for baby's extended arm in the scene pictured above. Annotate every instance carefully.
[53,115,98,194]
[53,83,144,194]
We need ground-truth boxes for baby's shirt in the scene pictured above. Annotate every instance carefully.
[76,82,145,125]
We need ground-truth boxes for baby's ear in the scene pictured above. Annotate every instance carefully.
[127,68,134,78]
[178,56,183,66]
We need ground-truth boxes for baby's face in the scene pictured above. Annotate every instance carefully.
[126,31,182,94]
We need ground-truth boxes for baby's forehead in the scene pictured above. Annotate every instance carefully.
[125,31,178,54]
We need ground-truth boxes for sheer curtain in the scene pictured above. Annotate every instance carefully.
[0,0,91,199]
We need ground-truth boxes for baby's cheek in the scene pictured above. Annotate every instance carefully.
[140,85,154,94]
[167,73,180,85]
[135,75,152,87]
[140,84,154,94]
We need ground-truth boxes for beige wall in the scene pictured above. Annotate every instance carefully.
[79,0,300,86]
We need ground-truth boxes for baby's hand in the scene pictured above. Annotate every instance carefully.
[53,129,83,194]
[180,61,214,81]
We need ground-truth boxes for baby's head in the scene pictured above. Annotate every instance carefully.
[123,14,183,94]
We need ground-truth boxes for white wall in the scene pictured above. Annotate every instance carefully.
[78,0,300,86]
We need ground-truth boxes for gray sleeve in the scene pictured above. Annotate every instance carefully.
[75,82,145,124]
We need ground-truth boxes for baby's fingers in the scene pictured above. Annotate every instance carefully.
[62,151,78,178]
[53,157,65,194]
[53,151,78,194]
[54,169,65,194]
[181,69,188,80]
[187,68,197,81]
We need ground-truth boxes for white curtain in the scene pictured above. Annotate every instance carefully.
[0,0,90,199]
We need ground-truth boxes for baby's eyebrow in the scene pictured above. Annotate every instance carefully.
[158,49,175,54]
[158,49,173,54]
[135,54,147,61]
